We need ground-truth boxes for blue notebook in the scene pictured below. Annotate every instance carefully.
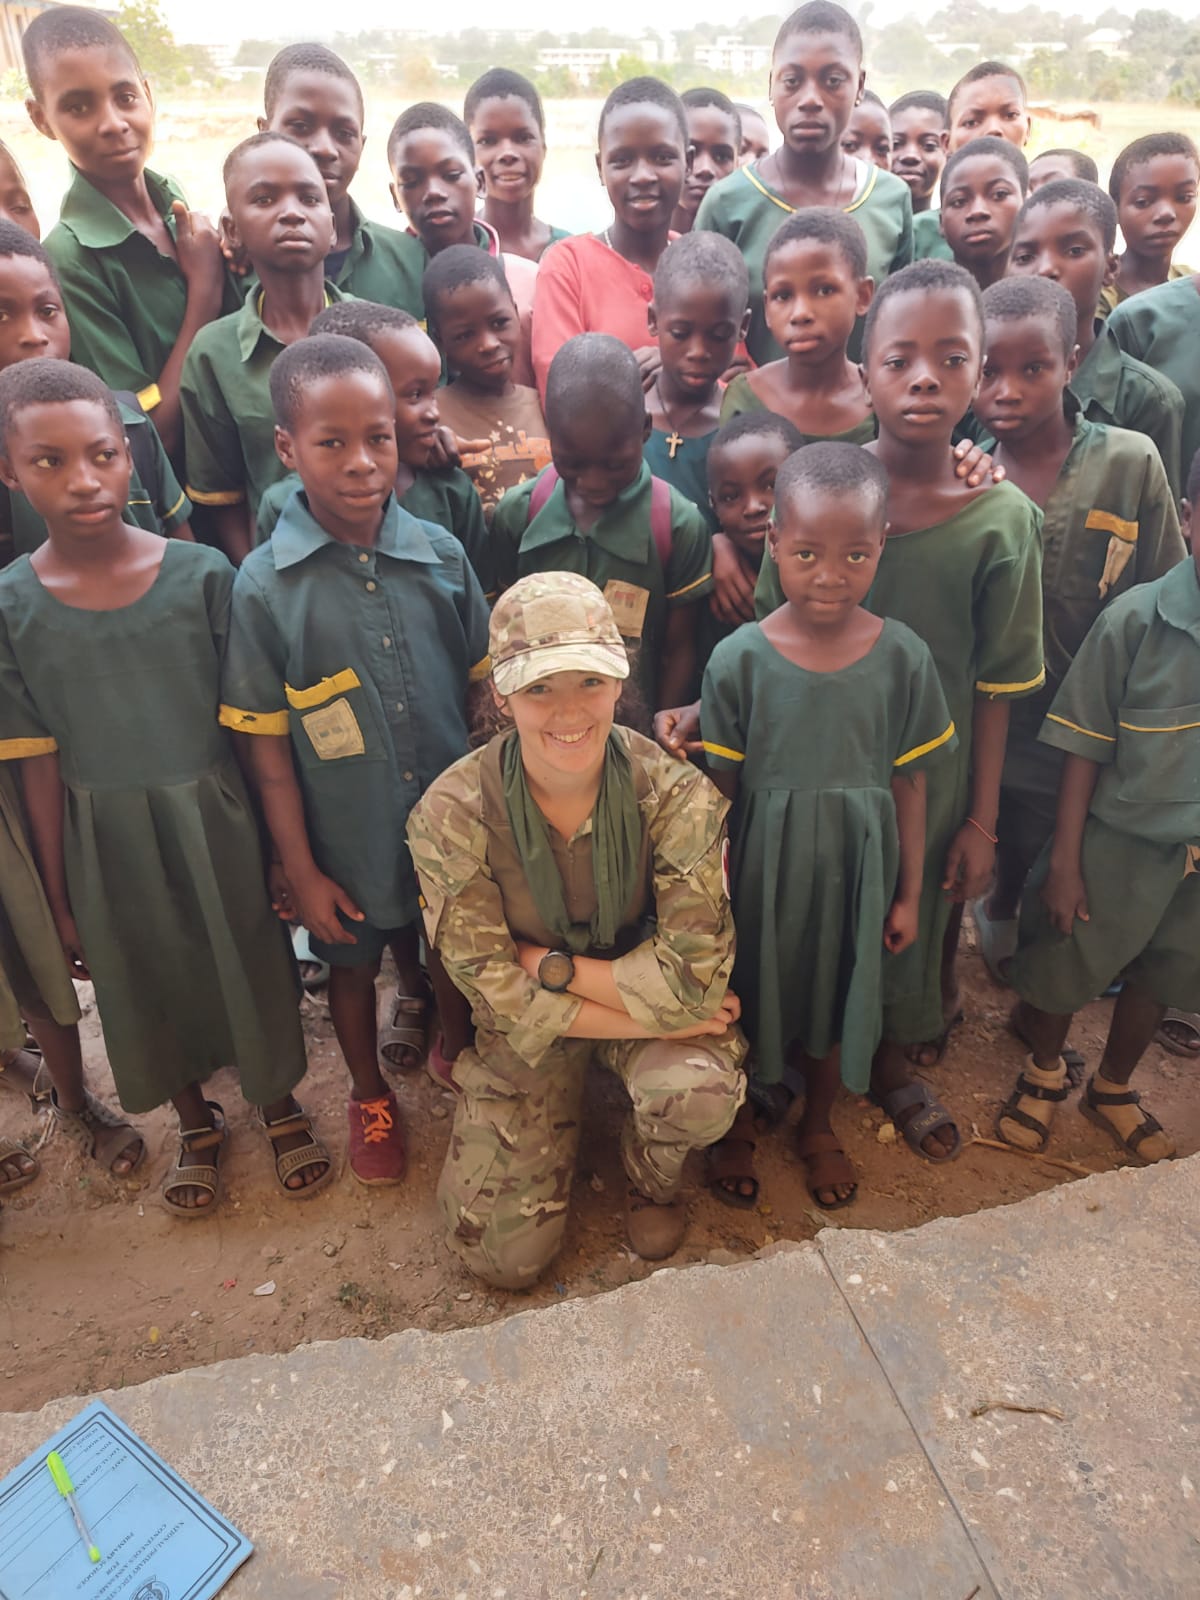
[0,1399,252,1599]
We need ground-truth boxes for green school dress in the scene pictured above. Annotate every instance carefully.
[702,621,955,1091]
[719,373,877,445]
[694,159,913,365]
[1012,557,1200,1013]
[757,484,1045,1041]
[0,765,80,1052]
[644,427,717,530]
[0,542,305,1114]
[912,209,953,262]
[1104,277,1200,493]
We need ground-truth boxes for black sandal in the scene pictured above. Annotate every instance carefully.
[1080,1076,1173,1165]
[874,1079,963,1163]
[995,1065,1071,1152]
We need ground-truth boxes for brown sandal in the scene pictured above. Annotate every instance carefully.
[51,1088,145,1175]
[798,1132,858,1211]
[256,1102,335,1197]
[162,1102,226,1219]
[0,1135,39,1195]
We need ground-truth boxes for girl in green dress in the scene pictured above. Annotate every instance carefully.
[694,1,912,366]
[702,443,954,1210]
[0,360,330,1218]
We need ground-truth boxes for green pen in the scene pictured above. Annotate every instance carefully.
[46,1450,101,1564]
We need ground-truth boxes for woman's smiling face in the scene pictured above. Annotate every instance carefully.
[500,670,622,782]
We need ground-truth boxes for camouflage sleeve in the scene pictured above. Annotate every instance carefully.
[406,766,583,1068]
[611,754,735,1031]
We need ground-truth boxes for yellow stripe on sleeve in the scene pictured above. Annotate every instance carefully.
[186,486,246,507]
[136,383,162,412]
[218,704,289,735]
[1086,509,1138,543]
[163,490,188,521]
[894,719,956,768]
[284,670,361,709]
[666,570,712,601]
[1045,713,1116,743]
[975,669,1046,695]
[468,654,492,683]
[701,740,745,763]
[0,735,57,759]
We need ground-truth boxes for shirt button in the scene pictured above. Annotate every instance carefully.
[395,701,404,713]
[382,635,391,647]
[403,769,414,782]
[366,580,377,592]
[358,552,369,564]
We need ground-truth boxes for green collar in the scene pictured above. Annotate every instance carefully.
[58,166,183,249]
[270,489,442,570]
[520,460,655,562]
[1072,322,1121,412]
[1155,555,1200,639]
[235,280,342,362]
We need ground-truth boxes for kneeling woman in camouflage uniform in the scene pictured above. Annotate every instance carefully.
[407,574,747,1289]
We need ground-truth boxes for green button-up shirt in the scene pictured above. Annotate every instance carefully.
[1104,277,1200,497]
[1041,556,1200,846]
[46,166,240,406]
[180,281,348,516]
[493,460,713,693]
[220,489,490,926]
[332,201,426,316]
[1071,320,1186,501]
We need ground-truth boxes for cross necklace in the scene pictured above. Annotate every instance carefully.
[652,377,705,459]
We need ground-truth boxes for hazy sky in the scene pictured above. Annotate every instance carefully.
[165,0,1170,50]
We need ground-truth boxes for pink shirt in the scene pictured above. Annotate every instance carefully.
[531,232,666,398]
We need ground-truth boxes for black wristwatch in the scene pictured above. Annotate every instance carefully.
[538,949,576,993]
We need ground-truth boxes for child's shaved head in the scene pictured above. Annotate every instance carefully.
[0,356,120,452]
[22,5,140,100]
[270,333,393,430]
[0,218,57,279]
[1018,178,1118,252]
[263,42,363,121]
[388,103,474,169]
[983,276,1078,359]
[765,207,868,278]
[775,439,888,521]
[942,136,1029,197]
[309,300,420,341]
[547,334,644,431]
[654,231,749,311]
[947,60,1026,124]
[222,130,321,193]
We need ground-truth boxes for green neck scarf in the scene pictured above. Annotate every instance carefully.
[501,729,643,955]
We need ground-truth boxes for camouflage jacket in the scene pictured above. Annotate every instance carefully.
[406,726,736,1070]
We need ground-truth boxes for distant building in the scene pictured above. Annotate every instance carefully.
[693,36,771,76]
[536,38,660,85]
[0,0,113,76]
[1084,28,1126,56]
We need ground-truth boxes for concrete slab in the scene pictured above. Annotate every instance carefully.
[2,1244,991,1600]
[820,1155,1200,1600]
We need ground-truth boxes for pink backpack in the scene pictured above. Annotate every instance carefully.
[527,466,673,572]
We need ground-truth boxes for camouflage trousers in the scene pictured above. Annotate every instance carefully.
[437,1029,747,1290]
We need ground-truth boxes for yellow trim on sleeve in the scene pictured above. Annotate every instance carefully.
[1045,713,1116,743]
[701,740,745,763]
[0,735,57,759]
[975,668,1046,695]
[666,570,712,601]
[136,383,162,412]
[1085,509,1138,544]
[163,490,188,521]
[186,486,246,507]
[894,719,956,768]
[468,654,492,683]
[284,669,362,709]
[1118,717,1200,733]
[218,704,289,735]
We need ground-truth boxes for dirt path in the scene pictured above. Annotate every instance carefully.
[2,928,1196,1416]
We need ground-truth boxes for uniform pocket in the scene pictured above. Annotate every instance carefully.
[1115,701,1200,806]
[286,670,384,767]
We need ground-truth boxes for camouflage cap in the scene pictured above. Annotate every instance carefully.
[490,572,630,696]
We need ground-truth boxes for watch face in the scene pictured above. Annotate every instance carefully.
[539,950,575,991]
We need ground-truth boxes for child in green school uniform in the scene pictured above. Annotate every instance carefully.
[1101,132,1198,314]
[221,336,490,1184]
[643,232,751,528]
[672,88,743,235]
[181,133,342,564]
[388,103,537,385]
[945,60,1031,152]
[258,43,425,315]
[464,69,572,263]
[889,91,948,221]
[1106,274,1200,504]
[695,2,912,365]
[0,358,327,1216]
[937,138,1027,290]
[23,7,238,460]
[702,444,955,1209]
[494,334,713,713]
[0,221,193,563]
[971,277,1185,983]
[255,302,493,600]
[423,247,551,525]
[997,542,1200,1165]
[1008,179,1186,498]
[720,209,874,445]
[840,90,891,170]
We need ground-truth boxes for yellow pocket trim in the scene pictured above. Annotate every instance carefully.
[218,704,289,735]
[975,669,1046,696]
[1045,713,1115,743]
[1118,717,1200,733]
[468,654,492,683]
[895,719,956,768]
[0,735,57,759]
[1085,509,1138,544]
[285,669,362,709]
[186,485,246,507]
[136,383,162,412]
[701,740,745,763]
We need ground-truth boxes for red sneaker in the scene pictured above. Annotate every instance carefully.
[347,1092,406,1186]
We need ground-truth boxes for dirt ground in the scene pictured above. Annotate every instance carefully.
[2,922,1196,1418]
